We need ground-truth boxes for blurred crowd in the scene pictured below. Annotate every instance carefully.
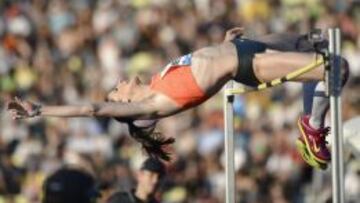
[0,0,359,202]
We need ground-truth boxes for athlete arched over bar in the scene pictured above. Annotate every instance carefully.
[7,27,349,168]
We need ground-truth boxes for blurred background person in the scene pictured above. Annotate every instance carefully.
[42,166,100,203]
[106,157,166,203]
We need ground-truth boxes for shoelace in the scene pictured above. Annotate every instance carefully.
[316,127,330,146]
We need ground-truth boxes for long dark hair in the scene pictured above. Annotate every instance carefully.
[114,118,175,161]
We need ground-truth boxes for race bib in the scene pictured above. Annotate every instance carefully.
[160,54,192,78]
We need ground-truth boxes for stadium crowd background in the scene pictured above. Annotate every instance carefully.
[0,0,359,202]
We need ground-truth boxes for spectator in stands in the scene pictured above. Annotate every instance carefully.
[106,157,166,203]
[42,167,100,203]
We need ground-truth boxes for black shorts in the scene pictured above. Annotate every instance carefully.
[231,38,267,87]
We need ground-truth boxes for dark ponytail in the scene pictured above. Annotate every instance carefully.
[114,118,175,161]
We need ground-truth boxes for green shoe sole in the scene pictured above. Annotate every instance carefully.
[296,139,328,170]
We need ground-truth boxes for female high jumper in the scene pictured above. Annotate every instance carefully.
[7,27,349,168]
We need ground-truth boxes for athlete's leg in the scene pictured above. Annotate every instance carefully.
[297,58,349,168]
[303,82,317,115]
[253,52,324,82]
[308,58,349,128]
[297,82,329,169]
[253,52,349,168]
[250,51,325,122]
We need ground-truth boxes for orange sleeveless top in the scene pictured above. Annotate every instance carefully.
[150,65,207,108]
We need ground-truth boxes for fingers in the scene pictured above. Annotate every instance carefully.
[224,27,245,42]
[228,27,244,33]
[7,97,22,109]
[22,100,33,112]
[7,101,19,110]
[7,97,31,111]
[9,109,25,116]
[15,96,22,104]
[227,27,244,35]
[15,96,30,110]
[7,100,23,110]
[7,97,28,120]
[9,109,26,120]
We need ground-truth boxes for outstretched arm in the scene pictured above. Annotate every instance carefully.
[7,98,162,120]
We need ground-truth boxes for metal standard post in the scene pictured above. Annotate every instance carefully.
[224,81,235,203]
[328,28,345,203]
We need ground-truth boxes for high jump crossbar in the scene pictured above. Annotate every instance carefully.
[223,28,344,203]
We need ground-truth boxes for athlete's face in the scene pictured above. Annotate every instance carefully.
[107,76,147,103]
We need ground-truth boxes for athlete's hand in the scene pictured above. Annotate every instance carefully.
[224,27,244,42]
[7,97,41,119]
